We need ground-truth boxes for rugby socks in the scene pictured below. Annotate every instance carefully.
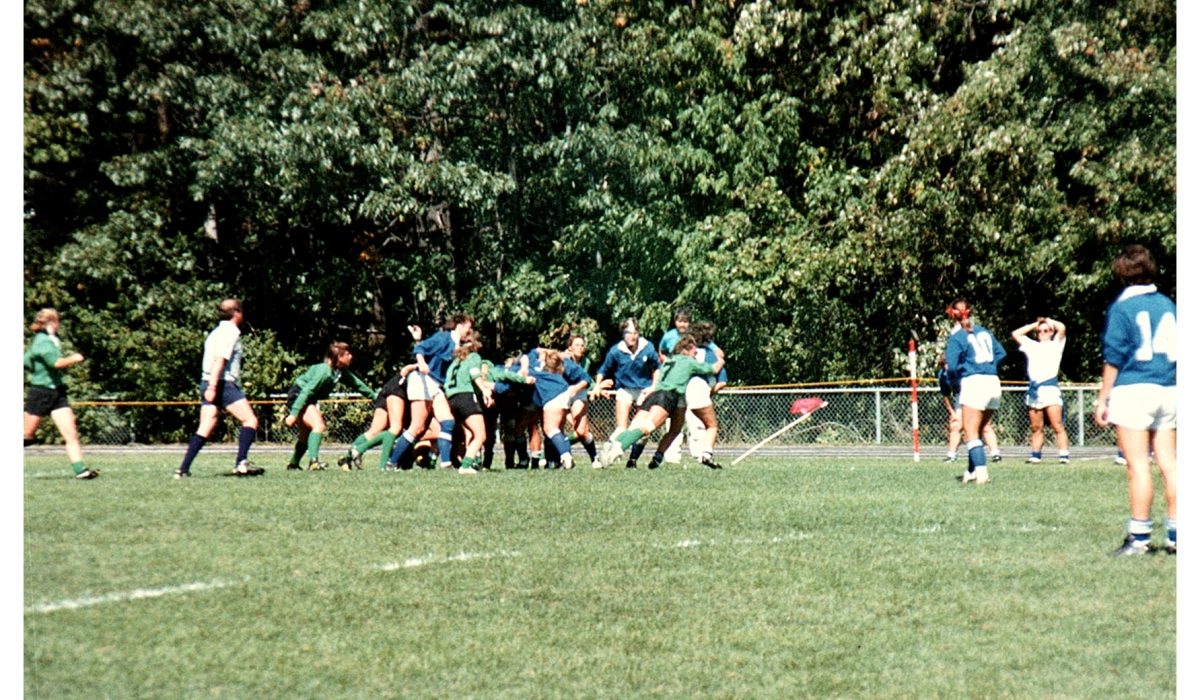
[71,461,86,476]
[437,419,455,466]
[289,438,306,466]
[306,432,324,461]
[378,431,397,469]
[388,430,417,465]
[1127,518,1153,548]
[179,434,207,473]
[1028,450,1042,463]
[1057,450,1070,464]
[580,436,597,461]
[546,431,572,464]
[503,438,517,468]
[236,426,255,465]
[615,429,643,451]
[629,440,646,463]
[1166,518,1177,548]
[649,451,664,469]
[965,439,985,474]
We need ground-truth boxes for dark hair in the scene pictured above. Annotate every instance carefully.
[443,313,474,331]
[673,333,698,355]
[673,307,692,324]
[1112,244,1157,286]
[691,320,715,347]
[621,318,639,334]
[218,298,242,321]
[326,341,351,364]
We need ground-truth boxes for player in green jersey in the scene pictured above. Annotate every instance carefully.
[23,308,97,480]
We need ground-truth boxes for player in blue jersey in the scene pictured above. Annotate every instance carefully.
[564,333,605,468]
[937,354,1000,463]
[1094,245,1176,556]
[386,314,473,470]
[529,348,591,469]
[1011,317,1070,464]
[943,299,1006,485]
[658,307,692,359]
[595,318,659,468]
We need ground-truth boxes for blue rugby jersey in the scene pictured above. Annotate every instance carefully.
[1102,284,1177,387]
[596,337,659,391]
[411,330,458,385]
[944,323,1006,383]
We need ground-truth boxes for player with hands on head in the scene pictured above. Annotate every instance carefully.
[1011,316,1070,464]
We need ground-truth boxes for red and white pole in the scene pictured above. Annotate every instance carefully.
[908,338,919,462]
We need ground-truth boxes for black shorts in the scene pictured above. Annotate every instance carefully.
[285,385,317,414]
[641,389,682,414]
[373,374,408,411]
[449,392,483,420]
[25,386,69,417]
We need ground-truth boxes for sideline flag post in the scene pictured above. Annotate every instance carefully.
[731,397,827,466]
[909,337,919,462]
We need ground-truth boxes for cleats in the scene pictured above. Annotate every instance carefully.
[700,454,723,470]
[1113,454,1128,466]
[942,455,957,463]
[1164,540,1177,555]
[384,463,401,472]
[337,454,354,472]
[598,441,623,468]
[959,470,976,484]
[1025,456,1041,464]
[286,462,302,471]
[626,460,638,470]
[173,469,190,480]
[560,454,574,470]
[1110,534,1151,557]
[592,458,604,469]
[990,454,1002,463]
[233,461,264,476]
[75,468,100,480]
[458,465,478,474]
[307,459,328,471]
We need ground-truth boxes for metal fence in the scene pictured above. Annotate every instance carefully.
[34,384,1117,451]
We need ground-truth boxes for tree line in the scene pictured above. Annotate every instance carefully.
[25,0,1175,413]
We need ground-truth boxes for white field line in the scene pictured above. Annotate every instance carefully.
[27,578,242,615]
[374,550,522,572]
[661,533,812,550]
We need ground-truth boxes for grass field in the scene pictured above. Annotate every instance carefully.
[24,451,1175,699]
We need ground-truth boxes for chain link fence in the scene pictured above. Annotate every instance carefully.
[31,384,1117,451]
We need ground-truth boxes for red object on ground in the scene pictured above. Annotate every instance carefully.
[788,397,827,417]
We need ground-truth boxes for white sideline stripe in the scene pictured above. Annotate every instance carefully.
[374,550,521,572]
[662,533,812,550]
[27,579,240,614]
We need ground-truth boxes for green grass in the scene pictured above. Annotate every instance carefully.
[25,453,1175,699]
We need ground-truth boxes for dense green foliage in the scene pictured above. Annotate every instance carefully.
[25,1,1175,401]
[25,454,1175,698]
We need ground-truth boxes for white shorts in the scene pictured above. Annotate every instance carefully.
[1108,384,1176,431]
[1025,384,1063,410]
[685,377,713,409]
[615,388,646,407]
[543,389,571,412]
[405,372,444,401]
[959,374,1002,411]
